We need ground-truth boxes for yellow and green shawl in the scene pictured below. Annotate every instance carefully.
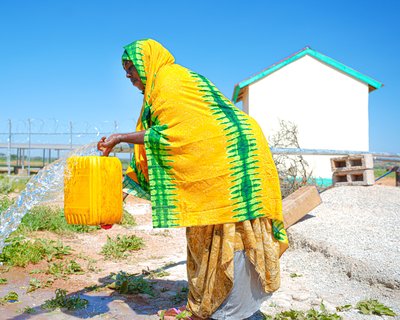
[122,39,287,245]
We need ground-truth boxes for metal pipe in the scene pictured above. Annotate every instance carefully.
[270,147,400,158]
[28,118,31,175]
[7,119,11,175]
[374,157,400,162]
[375,168,396,182]
[69,121,73,149]
[21,148,25,170]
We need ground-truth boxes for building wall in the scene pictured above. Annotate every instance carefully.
[247,55,370,179]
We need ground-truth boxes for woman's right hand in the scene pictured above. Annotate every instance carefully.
[97,134,121,156]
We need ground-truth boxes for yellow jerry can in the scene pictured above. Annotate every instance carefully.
[64,156,123,226]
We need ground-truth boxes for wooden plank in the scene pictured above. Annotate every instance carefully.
[282,186,322,229]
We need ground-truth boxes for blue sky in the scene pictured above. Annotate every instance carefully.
[0,0,399,152]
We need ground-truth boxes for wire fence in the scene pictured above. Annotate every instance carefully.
[1,119,400,179]
[0,119,136,175]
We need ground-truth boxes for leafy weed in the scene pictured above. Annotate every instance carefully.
[46,260,84,279]
[42,288,88,310]
[289,273,303,278]
[23,306,37,314]
[356,299,397,317]
[0,236,72,267]
[109,271,154,296]
[101,235,144,260]
[263,302,342,319]
[0,291,19,304]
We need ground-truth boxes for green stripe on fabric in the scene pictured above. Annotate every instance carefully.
[272,220,287,242]
[145,112,179,228]
[123,40,147,86]
[123,174,150,200]
[129,155,150,193]
[190,71,264,221]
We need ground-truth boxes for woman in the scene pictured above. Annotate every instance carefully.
[98,39,288,320]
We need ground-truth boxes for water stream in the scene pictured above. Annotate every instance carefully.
[0,142,101,253]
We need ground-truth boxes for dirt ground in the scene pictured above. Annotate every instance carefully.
[1,181,399,319]
[375,176,396,186]
[0,195,188,319]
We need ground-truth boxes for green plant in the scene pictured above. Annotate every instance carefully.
[46,260,84,279]
[0,236,72,267]
[29,269,43,274]
[263,303,342,320]
[144,267,170,279]
[109,271,154,296]
[65,260,84,274]
[176,310,193,319]
[374,168,395,179]
[84,284,104,292]
[119,211,137,226]
[0,175,29,194]
[101,234,144,260]
[289,273,302,278]
[335,304,352,312]
[0,291,19,304]
[23,306,36,314]
[17,206,99,235]
[0,196,12,213]
[356,299,397,316]
[42,289,88,310]
[87,258,101,272]
[0,278,7,284]
[27,278,42,293]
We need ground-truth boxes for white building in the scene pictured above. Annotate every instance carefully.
[232,47,383,182]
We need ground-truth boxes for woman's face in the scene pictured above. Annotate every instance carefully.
[123,60,145,91]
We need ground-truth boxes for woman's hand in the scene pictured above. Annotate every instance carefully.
[97,134,121,157]
[97,131,146,156]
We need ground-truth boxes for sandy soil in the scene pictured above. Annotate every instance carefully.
[375,176,396,186]
[0,195,188,319]
[1,186,399,319]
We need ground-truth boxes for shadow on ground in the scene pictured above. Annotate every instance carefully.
[7,261,187,320]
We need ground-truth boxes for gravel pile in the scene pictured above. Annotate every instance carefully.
[289,185,400,289]
[261,185,400,319]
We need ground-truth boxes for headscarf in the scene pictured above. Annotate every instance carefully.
[121,39,287,245]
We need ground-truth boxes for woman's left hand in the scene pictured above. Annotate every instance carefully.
[97,134,121,156]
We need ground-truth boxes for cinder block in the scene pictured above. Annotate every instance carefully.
[331,154,373,172]
[332,169,374,186]
[282,186,322,229]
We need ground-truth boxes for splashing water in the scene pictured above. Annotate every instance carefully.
[0,142,101,254]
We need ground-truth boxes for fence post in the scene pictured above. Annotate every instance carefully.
[7,119,11,175]
[28,118,31,175]
[69,121,73,149]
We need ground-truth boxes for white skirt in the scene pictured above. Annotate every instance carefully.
[210,250,271,320]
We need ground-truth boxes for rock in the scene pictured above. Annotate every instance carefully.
[273,298,292,309]
[292,292,309,302]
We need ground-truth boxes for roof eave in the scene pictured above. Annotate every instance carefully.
[232,48,383,103]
